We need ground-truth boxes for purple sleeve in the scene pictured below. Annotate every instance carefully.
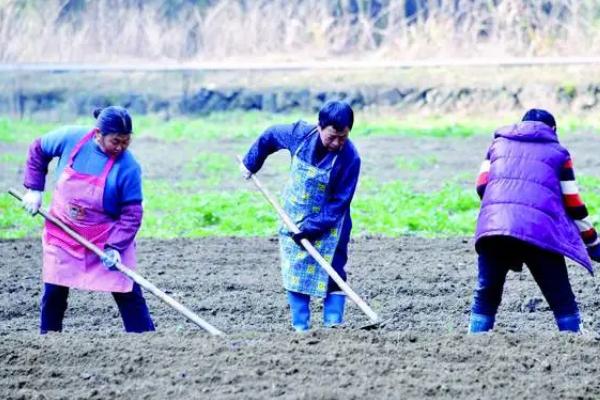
[105,203,143,252]
[23,138,53,191]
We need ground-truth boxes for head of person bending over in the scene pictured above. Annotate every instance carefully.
[93,106,133,158]
[521,108,556,131]
[317,101,354,152]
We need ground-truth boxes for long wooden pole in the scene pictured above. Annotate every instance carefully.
[9,189,224,336]
[237,157,381,324]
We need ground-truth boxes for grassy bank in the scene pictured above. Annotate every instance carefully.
[0,112,494,143]
[2,112,600,144]
[0,181,477,239]
[2,112,600,239]
[3,176,600,239]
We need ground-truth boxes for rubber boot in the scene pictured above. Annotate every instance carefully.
[468,312,495,333]
[555,313,581,333]
[287,291,311,332]
[323,292,346,327]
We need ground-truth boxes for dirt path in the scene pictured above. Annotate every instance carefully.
[2,237,600,399]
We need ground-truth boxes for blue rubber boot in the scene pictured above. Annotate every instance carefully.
[323,292,346,327]
[287,291,311,332]
[555,313,581,333]
[468,312,495,333]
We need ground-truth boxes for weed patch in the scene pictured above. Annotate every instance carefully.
[2,113,600,144]
[6,176,600,239]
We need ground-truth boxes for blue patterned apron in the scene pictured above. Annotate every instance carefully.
[279,131,345,298]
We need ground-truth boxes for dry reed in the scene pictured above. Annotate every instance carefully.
[0,0,599,63]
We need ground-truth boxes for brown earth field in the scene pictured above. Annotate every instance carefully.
[0,126,600,399]
[2,236,600,399]
[3,120,600,399]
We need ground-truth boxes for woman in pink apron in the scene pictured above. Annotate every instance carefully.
[22,106,155,333]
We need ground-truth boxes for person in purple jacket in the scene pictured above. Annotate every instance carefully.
[470,108,600,333]
[21,106,155,333]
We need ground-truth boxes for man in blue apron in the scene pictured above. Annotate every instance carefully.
[241,101,361,331]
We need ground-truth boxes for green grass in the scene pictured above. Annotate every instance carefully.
[395,155,439,171]
[0,118,59,143]
[3,112,599,144]
[0,191,47,238]
[353,116,494,138]
[134,112,305,141]
[577,176,600,225]
[185,153,238,186]
[134,112,501,140]
[354,179,480,236]
[2,111,600,240]
[140,181,278,237]
[0,153,25,164]
[139,179,483,238]
[0,179,477,239]
[5,175,600,239]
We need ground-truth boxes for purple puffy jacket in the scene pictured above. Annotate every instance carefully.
[475,121,592,272]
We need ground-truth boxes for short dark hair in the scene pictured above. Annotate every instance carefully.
[93,106,133,135]
[521,108,556,129]
[318,101,354,131]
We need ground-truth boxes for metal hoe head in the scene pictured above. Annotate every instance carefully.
[360,317,390,331]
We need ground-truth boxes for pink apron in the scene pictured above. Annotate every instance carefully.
[42,130,135,293]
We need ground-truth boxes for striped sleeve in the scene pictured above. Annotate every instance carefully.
[475,151,491,199]
[560,157,599,247]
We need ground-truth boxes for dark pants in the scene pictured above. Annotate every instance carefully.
[40,282,155,333]
[328,251,347,293]
[472,236,579,319]
[328,234,349,293]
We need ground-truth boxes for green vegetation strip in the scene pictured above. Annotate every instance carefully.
[3,177,600,239]
[2,112,599,143]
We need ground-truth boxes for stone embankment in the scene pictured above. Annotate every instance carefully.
[1,79,596,118]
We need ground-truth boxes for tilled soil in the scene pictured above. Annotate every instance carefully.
[2,237,600,399]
